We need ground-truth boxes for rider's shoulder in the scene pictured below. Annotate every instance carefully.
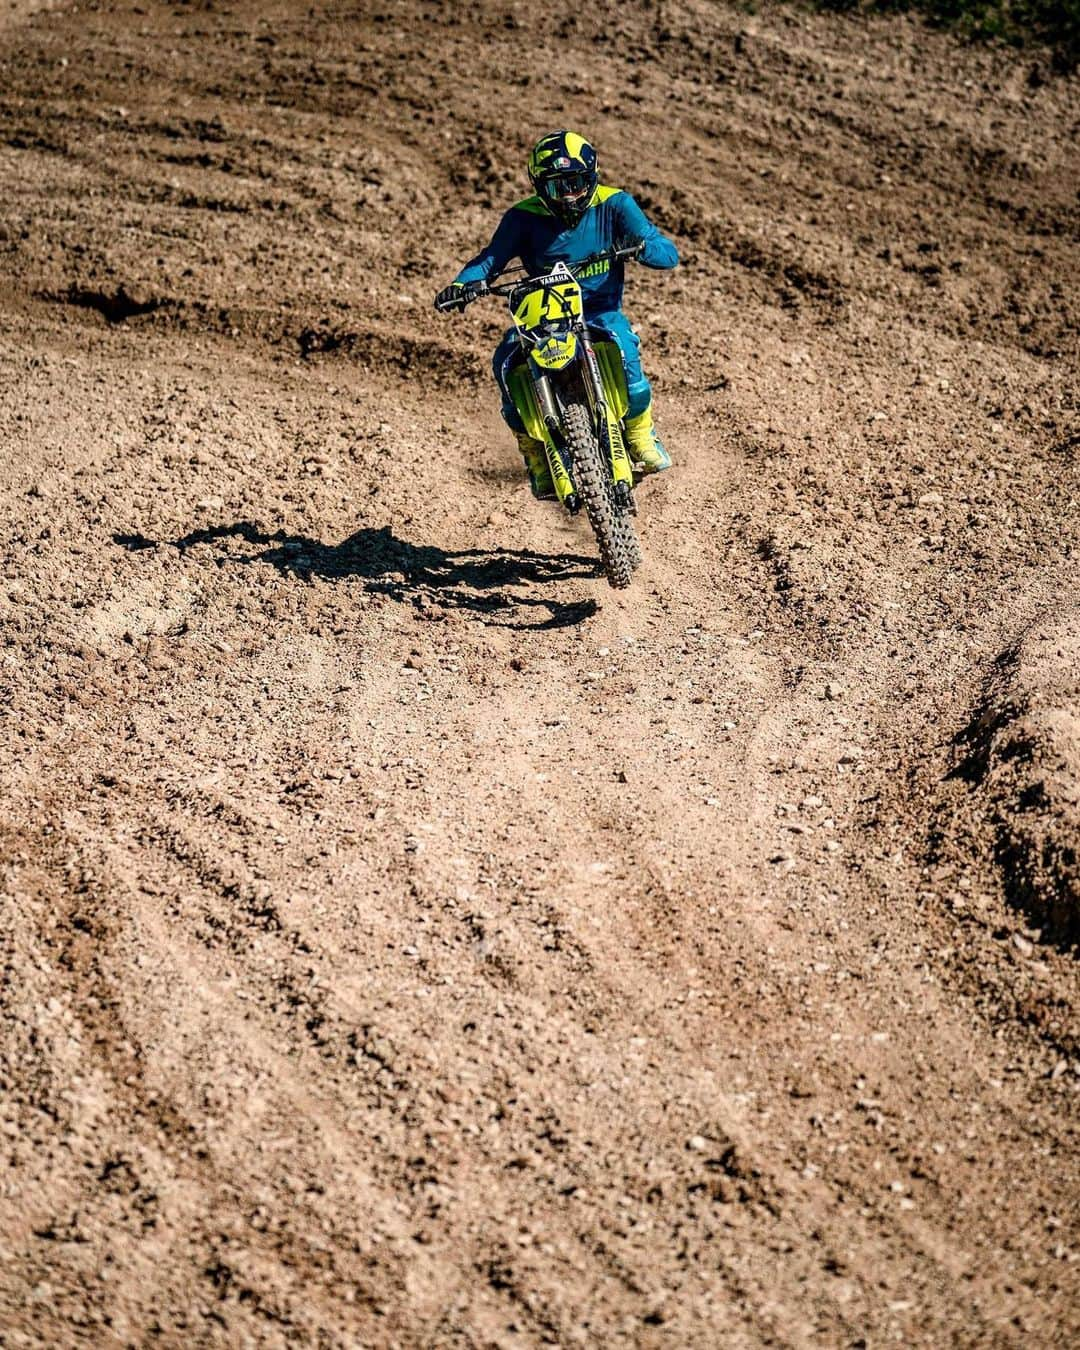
[506,187,630,219]
[510,194,554,217]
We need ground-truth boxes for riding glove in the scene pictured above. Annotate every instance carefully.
[434,280,485,312]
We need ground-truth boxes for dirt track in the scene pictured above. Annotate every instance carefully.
[1,1,1078,1345]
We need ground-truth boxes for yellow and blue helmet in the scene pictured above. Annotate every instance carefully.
[528,130,598,226]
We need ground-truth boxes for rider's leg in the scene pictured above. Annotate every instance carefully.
[493,330,554,499]
[592,311,671,474]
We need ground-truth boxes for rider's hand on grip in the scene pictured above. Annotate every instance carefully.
[434,283,465,312]
[434,280,485,313]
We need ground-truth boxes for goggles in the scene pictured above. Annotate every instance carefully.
[539,170,592,204]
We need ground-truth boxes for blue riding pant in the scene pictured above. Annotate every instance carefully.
[493,309,651,433]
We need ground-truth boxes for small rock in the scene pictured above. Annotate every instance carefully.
[687,1135,707,1152]
[802,794,824,809]
[1011,933,1034,956]
[918,491,944,507]
[825,682,846,701]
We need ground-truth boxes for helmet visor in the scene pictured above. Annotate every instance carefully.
[539,170,592,208]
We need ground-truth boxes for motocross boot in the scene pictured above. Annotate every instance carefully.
[624,402,672,476]
[516,431,556,500]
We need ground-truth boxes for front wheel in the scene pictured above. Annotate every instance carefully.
[563,399,638,590]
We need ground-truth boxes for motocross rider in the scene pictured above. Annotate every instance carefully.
[434,130,679,499]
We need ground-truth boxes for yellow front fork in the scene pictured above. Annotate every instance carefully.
[603,402,634,487]
[592,340,633,486]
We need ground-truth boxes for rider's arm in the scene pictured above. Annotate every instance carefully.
[614,193,679,270]
[454,207,524,286]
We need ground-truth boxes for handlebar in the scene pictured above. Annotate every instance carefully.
[435,244,644,312]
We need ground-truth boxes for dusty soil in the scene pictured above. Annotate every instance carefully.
[1,1,1078,1345]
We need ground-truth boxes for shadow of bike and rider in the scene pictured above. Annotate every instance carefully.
[115,522,600,630]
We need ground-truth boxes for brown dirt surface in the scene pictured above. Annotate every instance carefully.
[1,1,1079,1345]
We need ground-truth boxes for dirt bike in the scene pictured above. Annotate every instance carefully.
[436,245,645,589]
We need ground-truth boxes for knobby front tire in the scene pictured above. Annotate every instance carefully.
[563,399,638,590]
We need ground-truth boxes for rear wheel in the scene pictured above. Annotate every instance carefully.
[563,400,638,589]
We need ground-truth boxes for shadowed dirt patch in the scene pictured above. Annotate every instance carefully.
[951,611,1080,946]
[115,524,601,630]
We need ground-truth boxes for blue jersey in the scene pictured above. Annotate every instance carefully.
[455,185,678,314]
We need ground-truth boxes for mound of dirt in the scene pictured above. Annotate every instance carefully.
[954,611,1080,945]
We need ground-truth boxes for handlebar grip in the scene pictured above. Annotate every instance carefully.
[434,280,488,313]
[461,282,487,308]
[568,245,642,277]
